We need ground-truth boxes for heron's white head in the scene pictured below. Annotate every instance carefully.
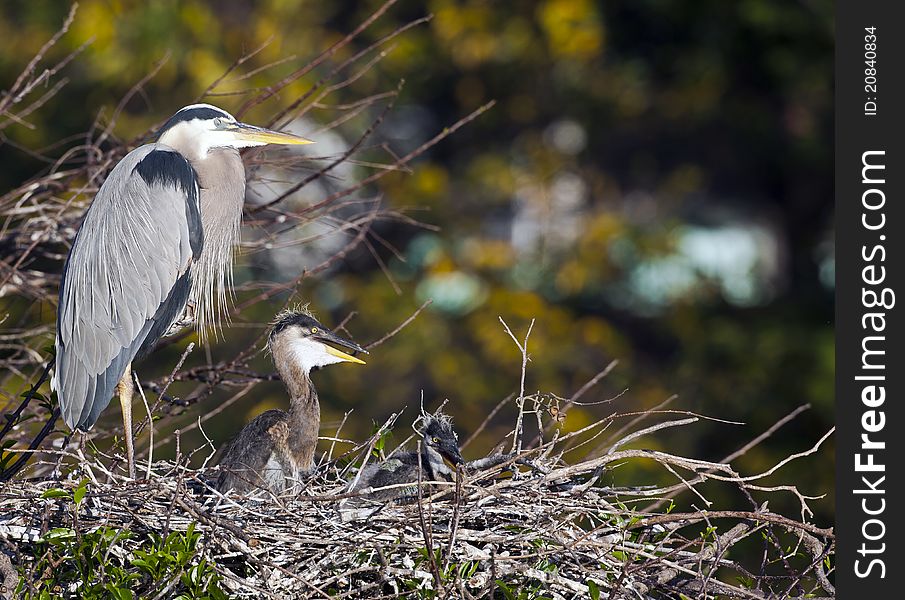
[268,309,367,375]
[157,103,313,159]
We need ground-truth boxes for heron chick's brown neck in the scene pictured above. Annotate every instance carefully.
[270,331,321,402]
[270,329,321,470]
[262,310,367,472]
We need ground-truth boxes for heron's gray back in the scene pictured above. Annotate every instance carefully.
[53,143,203,430]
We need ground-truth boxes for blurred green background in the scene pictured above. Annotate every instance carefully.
[0,1,833,522]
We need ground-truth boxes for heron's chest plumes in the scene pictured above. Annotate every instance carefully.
[190,148,245,338]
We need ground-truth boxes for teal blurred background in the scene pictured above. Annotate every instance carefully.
[0,1,833,523]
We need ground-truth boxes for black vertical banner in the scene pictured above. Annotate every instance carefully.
[836,1,905,595]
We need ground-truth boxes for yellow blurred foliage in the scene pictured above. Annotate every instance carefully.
[461,239,515,270]
[411,163,450,201]
[537,0,604,60]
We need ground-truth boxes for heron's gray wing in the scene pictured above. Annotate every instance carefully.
[353,455,420,500]
[53,144,203,431]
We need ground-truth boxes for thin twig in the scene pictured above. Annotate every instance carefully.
[499,317,534,454]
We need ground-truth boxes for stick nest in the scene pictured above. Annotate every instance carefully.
[1,412,835,600]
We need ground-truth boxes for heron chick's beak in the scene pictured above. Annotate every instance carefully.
[441,445,465,466]
[230,122,314,146]
[315,329,368,365]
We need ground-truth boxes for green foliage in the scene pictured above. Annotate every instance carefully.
[17,512,225,599]
[494,578,553,600]
[369,420,394,460]
[587,579,600,600]
[19,526,139,599]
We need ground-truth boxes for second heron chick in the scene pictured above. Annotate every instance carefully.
[353,411,464,501]
[217,310,366,495]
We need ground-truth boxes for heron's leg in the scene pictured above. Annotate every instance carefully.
[117,363,135,479]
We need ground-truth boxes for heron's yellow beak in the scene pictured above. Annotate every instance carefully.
[324,344,366,365]
[231,123,314,146]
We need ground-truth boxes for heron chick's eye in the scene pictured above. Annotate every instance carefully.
[310,327,319,334]
[432,437,440,443]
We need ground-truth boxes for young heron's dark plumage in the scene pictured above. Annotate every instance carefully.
[217,310,366,495]
[353,411,464,500]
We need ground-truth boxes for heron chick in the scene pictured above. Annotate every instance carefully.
[217,310,367,495]
[352,410,464,501]
[53,104,312,478]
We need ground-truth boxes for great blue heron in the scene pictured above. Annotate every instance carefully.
[352,410,464,500]
[217,309,367,495]
[53,103,312,477]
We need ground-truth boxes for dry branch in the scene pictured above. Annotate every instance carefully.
[1,403,835,599]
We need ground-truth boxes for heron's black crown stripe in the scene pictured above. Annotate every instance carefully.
[157,106,232,137]
[134,150,203,259]
[270,312,324,337]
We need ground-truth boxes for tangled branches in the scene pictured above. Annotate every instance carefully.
[0,1,489,479]
[1,317,834,598]
[1,396,834,599]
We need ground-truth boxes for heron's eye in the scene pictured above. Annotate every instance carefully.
[213,117,223,127]
[310,327,319,334]
[432,437,440,444]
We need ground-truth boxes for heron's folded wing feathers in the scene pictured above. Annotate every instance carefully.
[54,144,202,431]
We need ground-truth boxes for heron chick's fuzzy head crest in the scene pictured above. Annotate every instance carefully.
[414,409,464,466]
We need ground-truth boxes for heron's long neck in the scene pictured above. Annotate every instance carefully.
[273,343,320,471]
[190,148,245,338]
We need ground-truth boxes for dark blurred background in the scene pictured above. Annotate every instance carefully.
[0,1,834,522]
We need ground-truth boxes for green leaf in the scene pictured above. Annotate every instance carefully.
[587,579,600,600]
[41,488,71,499]
[21,390,47,402]
[73,479,89,504]
[496,580,515,600]
[43,527,76,542]
[211,585,228,600]
[104,584,134,600]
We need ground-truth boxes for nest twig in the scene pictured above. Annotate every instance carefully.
[1,407,835,599]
